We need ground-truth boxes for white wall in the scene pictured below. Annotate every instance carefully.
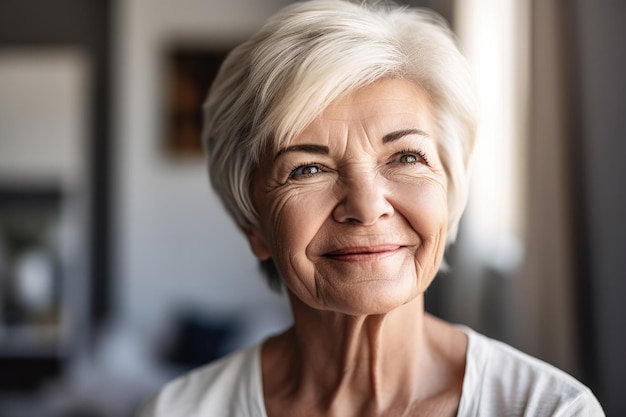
[0,50,88,188]
[113,0,292,344]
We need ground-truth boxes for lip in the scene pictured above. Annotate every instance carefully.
[323,245,403,262]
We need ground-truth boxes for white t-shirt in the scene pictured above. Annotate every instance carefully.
[137,327,604,416]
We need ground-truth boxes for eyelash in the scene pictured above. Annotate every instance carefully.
[394,148,430,165]
[288,162,324,179]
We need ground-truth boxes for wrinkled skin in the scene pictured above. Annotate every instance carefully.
[247,78,448,315]
[245,78,466,417]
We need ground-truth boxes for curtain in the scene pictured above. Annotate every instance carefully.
[515,0,582,378]
[446,0,583,378]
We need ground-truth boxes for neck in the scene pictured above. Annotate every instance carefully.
[263,293,462,416]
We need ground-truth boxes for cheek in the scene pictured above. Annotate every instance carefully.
[262,185,337,257]
[394,179,448,281]
[260,186,338,298]
[395,178,448,235]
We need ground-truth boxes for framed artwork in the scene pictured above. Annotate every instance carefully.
[164,48,229,156]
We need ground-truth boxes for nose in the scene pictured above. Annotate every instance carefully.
[332,173,394,225]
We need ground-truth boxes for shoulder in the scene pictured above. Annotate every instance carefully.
[136,343,265,417]
[457,326,604,417]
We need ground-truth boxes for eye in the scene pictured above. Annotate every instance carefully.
[399,154,418,164]
[289,164,323,179]
[393,149,429,165]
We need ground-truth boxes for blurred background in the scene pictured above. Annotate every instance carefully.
[0,0,624,415]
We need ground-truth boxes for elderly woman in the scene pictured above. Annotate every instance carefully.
[139,1,604,416]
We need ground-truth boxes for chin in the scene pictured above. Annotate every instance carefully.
[320,278,422,316]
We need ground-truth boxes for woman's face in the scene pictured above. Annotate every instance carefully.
[247,78,448,315]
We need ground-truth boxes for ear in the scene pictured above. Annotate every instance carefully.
[243,226,271,261]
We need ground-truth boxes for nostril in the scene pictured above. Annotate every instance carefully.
[332,183,393,225]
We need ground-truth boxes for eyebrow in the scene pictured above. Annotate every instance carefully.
[382,128,429,143]
[274,144,329,160]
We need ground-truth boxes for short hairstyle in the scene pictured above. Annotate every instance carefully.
[203,0,477,290]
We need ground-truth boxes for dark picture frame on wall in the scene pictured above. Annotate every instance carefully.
[164,48,229,157]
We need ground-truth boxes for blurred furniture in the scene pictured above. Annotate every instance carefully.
[0,0,113,392]
[0,49,91,389]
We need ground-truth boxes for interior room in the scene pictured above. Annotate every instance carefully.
[0,0,624,415]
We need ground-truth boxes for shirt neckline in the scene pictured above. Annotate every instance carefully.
[253,326,476,417]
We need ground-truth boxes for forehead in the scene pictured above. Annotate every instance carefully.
[268,78,436,156]
[319,78,434,123]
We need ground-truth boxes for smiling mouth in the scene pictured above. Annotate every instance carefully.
[323,245,403,261]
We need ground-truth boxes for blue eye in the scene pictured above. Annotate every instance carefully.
[289,164,322,178]
[394,149,429,165]
[399,154,418,164]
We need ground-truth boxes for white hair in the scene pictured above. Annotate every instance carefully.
[203,0,476,288]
